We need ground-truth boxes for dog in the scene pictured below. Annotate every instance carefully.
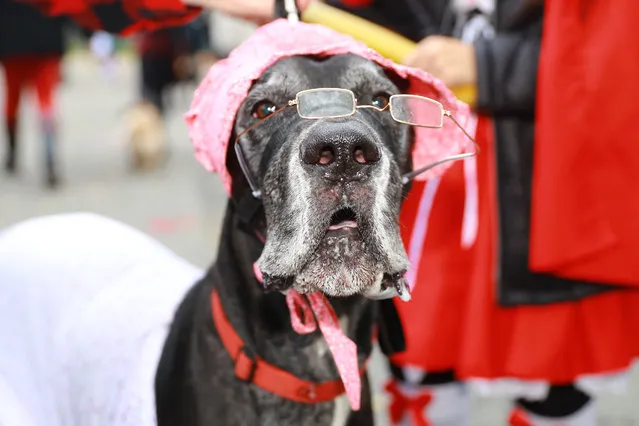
[0,53,414,426]
[123,100,168,171]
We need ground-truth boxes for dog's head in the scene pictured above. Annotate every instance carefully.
[231,54,413,299]
[187,21,474,303]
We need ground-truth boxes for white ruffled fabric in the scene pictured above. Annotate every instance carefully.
[468,368,634,401]
[399,365,633,402]
[0,213,203,426]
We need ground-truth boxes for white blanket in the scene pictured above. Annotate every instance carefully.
[0,213,204,426]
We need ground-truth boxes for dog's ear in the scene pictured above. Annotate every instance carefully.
[384,68,410,93]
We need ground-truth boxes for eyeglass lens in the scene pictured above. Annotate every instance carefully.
[297,89,356,119]
[296,89,444,127]
[389,95,444,127]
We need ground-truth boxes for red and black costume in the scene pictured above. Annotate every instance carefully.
[18,0,200,35]
[0,0,71,185]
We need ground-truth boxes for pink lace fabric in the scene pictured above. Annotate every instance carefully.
[185,19,473,195]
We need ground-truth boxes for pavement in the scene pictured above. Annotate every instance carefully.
[1,53,638,426]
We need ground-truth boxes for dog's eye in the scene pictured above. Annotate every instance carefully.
[252,101,277,119]
[371,94,390,109]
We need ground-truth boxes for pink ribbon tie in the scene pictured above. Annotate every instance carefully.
[286,290,361,410]
[253,263,361,410]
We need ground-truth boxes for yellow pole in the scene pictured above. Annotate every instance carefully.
[301,2,476,106]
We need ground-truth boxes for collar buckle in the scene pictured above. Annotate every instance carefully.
[234,346,258,383]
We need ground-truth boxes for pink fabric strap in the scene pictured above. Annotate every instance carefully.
[461,113,479,249]
[253,262,361,409]
[286,290,361,410]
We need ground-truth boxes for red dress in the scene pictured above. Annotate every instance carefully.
[393,116,639,387]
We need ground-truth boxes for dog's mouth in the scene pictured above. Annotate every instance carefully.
[258,200,411,300]
[260,201,411,300]
[327,207,358,232]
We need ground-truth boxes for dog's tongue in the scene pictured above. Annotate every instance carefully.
[286,290,361,411]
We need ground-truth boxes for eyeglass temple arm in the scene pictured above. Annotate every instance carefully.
[446,112,480,153]
[401,112,481,184]
[234,143,262,199]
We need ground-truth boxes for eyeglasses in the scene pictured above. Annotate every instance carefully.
[235,88,479,199]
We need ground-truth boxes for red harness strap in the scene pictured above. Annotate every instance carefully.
[210,289,361,403]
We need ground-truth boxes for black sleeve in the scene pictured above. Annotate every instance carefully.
[474,19,542,116]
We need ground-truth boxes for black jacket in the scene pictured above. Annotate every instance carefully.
[330,0,610,306]
[0,0,67,60]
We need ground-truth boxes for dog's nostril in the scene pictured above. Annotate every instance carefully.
[300,141,336,166]
[319,147,335,165]
[353,147,366,164]
[353,144,381,165]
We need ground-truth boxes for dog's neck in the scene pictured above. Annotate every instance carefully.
[211,200,376,380]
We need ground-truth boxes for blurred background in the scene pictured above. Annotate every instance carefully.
[1,9,638,426]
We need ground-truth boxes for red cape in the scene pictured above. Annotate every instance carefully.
[530,0,639,286]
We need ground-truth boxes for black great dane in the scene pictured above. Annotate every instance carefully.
[155,52,415,425]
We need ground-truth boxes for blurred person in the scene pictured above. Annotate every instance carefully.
[136,13,213,116]
[124,14,215,171]
[0,0,69,188]
[182,11,219,74]
[16,0,316,34]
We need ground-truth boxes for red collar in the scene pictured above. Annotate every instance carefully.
[210,289,363,403]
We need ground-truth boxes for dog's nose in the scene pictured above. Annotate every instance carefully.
[300,122,381,180]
